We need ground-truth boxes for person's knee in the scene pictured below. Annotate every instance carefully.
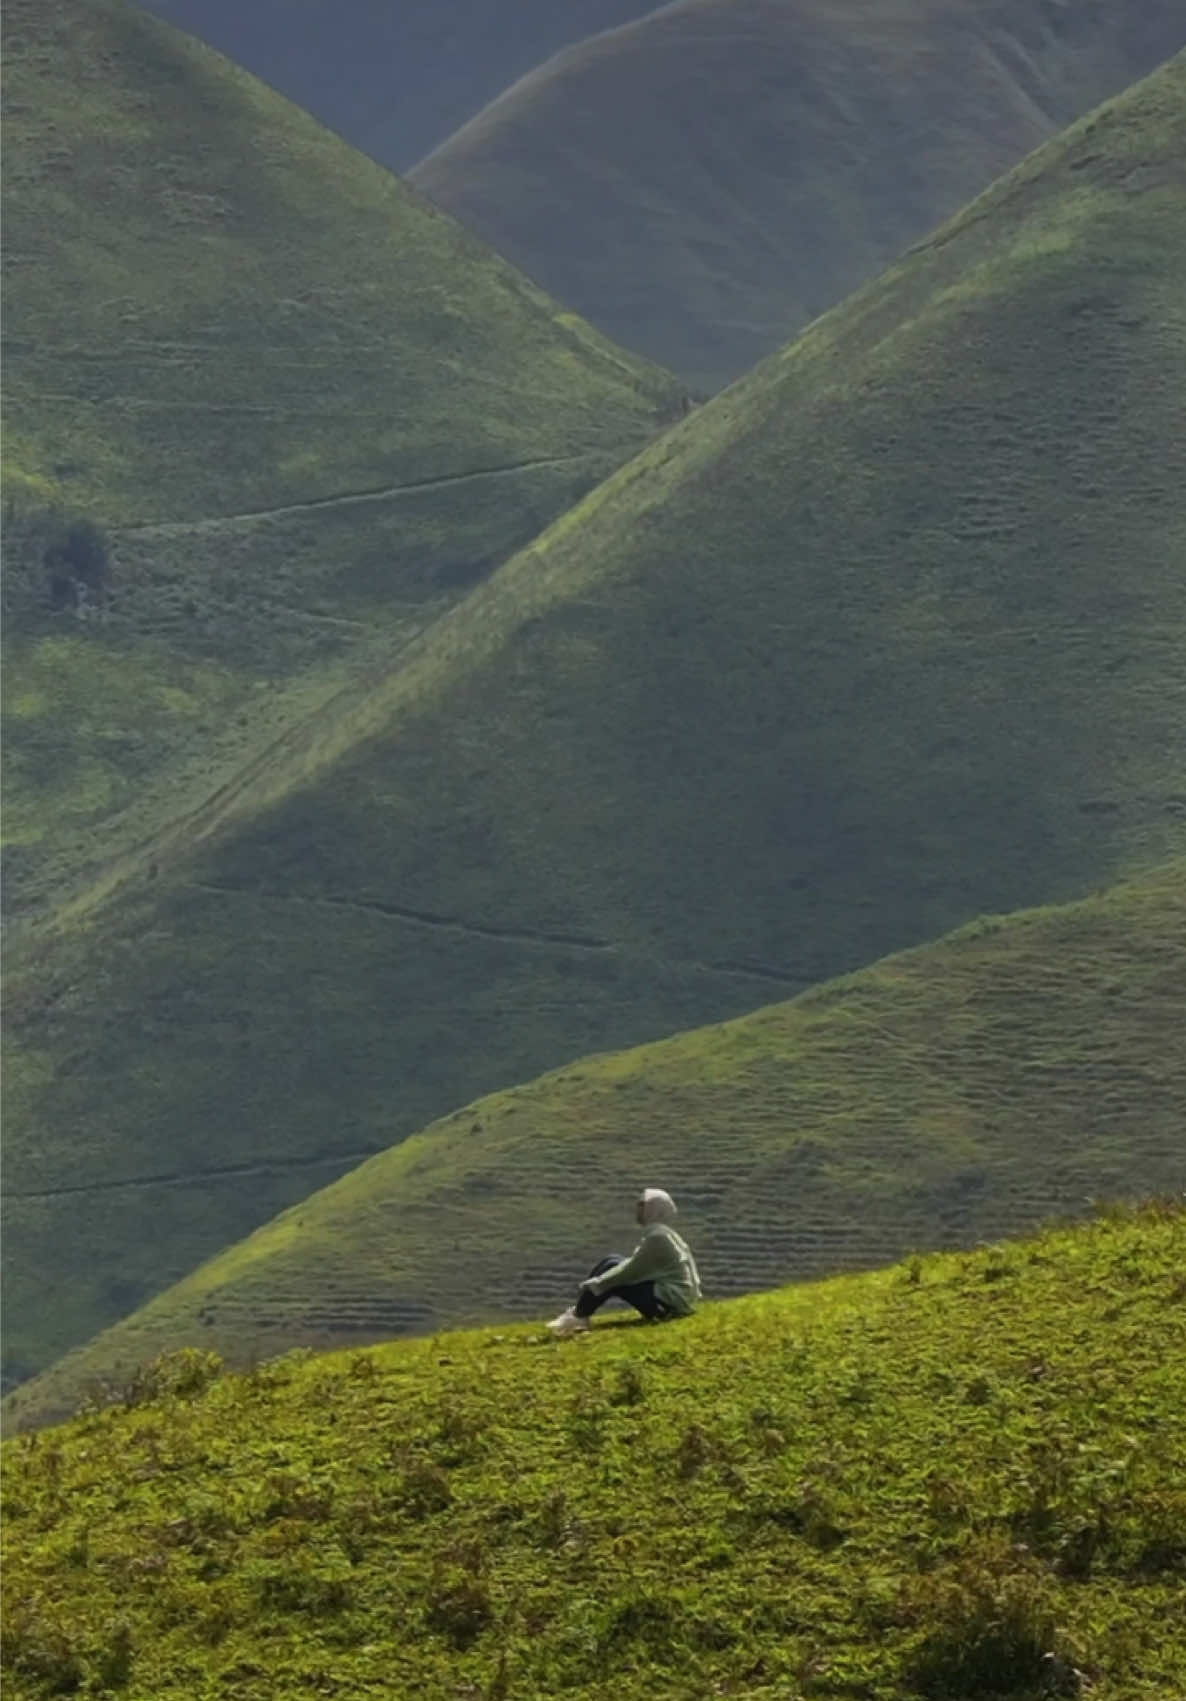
[587,1254,624,1279]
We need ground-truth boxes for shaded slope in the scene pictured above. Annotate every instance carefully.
[5,59,1186,1388]
[4,1211,1185,1701]
[13,863,1184,1424]
[0,0,682,921]
[412,0,1185,390]
[140,0,662,169]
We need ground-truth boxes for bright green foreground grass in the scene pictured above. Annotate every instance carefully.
[3,1207,1184,1699]
[0,0,681,919]
[9,863,1184,1430]
[6,59,1186,1388]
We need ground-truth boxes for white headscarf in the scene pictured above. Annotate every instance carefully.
[639,1187,677,1223]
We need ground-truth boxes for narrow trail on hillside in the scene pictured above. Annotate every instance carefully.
[114,453,598,535]
[186,878,810,989]
[4,1149,379,1202]
[25,451,603,926]
[188,880,616,952]
[8,883,809,1202]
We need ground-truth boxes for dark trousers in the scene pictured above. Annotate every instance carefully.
[574,1254,669,1321]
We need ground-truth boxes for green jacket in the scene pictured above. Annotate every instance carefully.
[585,1222,701,1316]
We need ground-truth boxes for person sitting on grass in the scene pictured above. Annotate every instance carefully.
[547,1187,701,1337]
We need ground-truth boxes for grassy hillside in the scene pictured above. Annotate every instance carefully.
[4,1207,1184,1700]
[412,0,1185,390]
[11,863,1185,1429]
[0,0,682,920]
[141,0,660,168]
[6,57,1186,1391]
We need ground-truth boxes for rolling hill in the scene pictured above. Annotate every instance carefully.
[0,0,683,923]
[139,0,662,169]
[3,1207,1184,1700]
[5,55,1186,1393]
[9,862,1185,1430]
[412,0,1186,390]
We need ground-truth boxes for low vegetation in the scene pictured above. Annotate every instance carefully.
[3,1205,1184,1698]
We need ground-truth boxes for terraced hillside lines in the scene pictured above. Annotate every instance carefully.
[12,865,1185,1429]
[7,59,1186,1391]
[4,1212,1185,1701]
[0,0,683,921]
[1,876,802,1389]
[411,0,1186,390]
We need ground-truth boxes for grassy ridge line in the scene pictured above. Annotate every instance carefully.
[3,450,621,930]
[32,419,699,936]
[1,0,682,922]
[141,0,659,170]
[411,0,1186,389]
[34,441,664,934]
[3,1207,1184,1698]
[7,58,1186,1388]
[11,863,1185,1431]
[202,53,1186,962]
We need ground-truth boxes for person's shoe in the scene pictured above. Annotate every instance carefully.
[546,1308,589,1338]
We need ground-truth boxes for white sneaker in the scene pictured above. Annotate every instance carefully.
[546,1308,589,1338]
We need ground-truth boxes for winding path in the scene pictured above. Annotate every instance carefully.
[116,453,598,536]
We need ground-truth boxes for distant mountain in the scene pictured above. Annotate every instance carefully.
[6,54,1185,1393]
[12,863,1184,1426]
[412,0,1186,390]
[139,0,662,167]
[0,0,683,923]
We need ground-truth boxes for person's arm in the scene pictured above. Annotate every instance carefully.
[583,1229,671,1294]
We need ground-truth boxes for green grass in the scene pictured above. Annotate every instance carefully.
[0,0,682,920]
[9,862,1185,1430]
[3,1206,1184,1698]
[1,0,679,522]
[6,55,1186,1392]
[412,0,1186,390]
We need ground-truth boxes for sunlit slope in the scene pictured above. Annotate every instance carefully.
[0,0,682,919]
[412,0,1185,390]
[5,60,1186,1389]
[4,1211,1185,1701]
[13,865,1186,1430]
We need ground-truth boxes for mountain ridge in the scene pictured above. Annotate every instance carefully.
[140,0,662,167]
[412,0,1186,389]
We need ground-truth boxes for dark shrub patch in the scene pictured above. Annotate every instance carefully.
[901,1538,1065,1697]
